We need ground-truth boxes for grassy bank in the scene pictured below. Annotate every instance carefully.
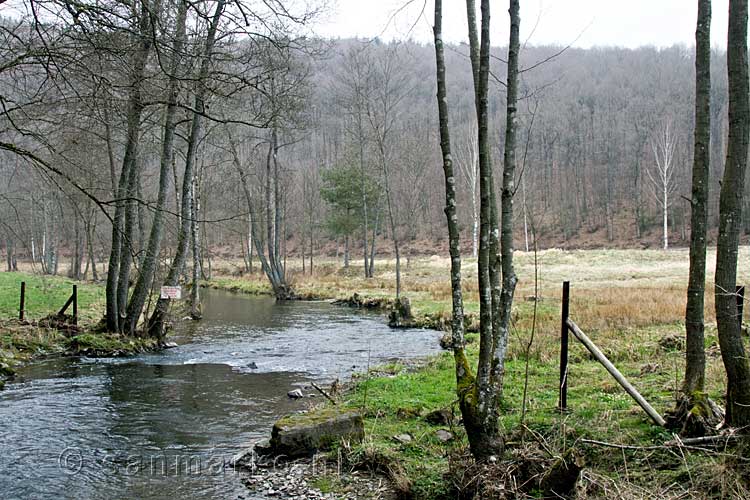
[211,248,749,498]
[0,272,157,385]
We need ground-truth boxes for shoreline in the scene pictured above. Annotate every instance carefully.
[0,318,162,388]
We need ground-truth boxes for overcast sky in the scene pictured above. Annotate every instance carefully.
[314,0,731,49]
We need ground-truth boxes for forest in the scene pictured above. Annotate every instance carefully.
[2,13,743,283]
[2,0,750,499]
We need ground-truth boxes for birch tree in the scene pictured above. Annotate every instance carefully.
[647,122,678,250]
[457,121,479,257]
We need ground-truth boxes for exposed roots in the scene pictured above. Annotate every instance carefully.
[666,393,724,438]
[446,442,583,499]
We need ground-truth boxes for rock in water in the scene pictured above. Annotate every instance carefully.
[247,362,258,369]
[287,389,304,399]
[268,409,364,458]
[163,341,178,349]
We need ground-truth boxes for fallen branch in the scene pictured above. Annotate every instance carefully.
[311,381,337,405]
[582,433,748,451]
[580,439,665,451]
[664,433,745,447]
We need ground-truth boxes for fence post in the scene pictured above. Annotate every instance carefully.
[736,285,745,329]
[72,285,78,326]
[19,281,26,321]
[559,281,570,411]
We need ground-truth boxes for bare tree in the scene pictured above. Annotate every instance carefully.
[365,44,412,299]
[149,0,227,338]
[675,0,715,432]
[647,121,679,250]
[456,119,479,257]
[432,0,519,460]
[105,0,155,333]
[123,0,189,336]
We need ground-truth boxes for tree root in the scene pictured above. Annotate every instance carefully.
[666,393,724,438]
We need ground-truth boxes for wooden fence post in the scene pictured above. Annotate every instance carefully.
[736,285,745,328]
[559,281,570,411]
[19,281,25,321]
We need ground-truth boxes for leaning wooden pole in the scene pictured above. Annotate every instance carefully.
[567,319,666,426]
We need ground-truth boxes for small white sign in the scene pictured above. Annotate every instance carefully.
[160,286,182,300]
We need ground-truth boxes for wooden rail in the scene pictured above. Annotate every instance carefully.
[559,281,666,427]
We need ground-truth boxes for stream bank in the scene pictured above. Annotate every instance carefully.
[0,288,441,499]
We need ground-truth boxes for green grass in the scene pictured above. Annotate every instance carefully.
[328,329,731,498]
[0,272,105,323]
[0,272,156,377]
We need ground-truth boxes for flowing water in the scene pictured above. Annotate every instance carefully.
[0,289,441,500]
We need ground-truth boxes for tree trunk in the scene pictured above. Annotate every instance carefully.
[5,237,13,272]
[124,0,187,333]
[433,0,478,463]
[148,0,225,339]
[344,235,350,269]
[105,0,153,332]
[87,214,99,282]
[715,0,750,427]
[227,125,290,299]
[368,203,380,277]
[684,0,711,398]
[360,119,370,278]
[492,0,520,426]
[190,172,202,319]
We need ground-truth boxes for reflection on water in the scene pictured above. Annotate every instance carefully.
[0,289,441,499]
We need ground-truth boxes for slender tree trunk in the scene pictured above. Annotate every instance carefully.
[228,127,290,299]
[490,0,520,424]
[148,0,225,338]
[368,201,380,276]
[684,0,711,400]
[190,173,202,319]
[344,235,350,269]
[715,0,750,427]
[87,214,99,282]
[663,180,669,249]
[124,0,186,333]
[105,0,153,332]
[434,0,474,460]
[309,222,314,275]
[248,213,254,273]
[5,237,13,272]
[360,119,370,278]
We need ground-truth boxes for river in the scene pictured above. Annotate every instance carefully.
[0,288,441,499]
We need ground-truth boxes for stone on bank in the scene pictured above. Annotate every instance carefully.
[257,408,364,458]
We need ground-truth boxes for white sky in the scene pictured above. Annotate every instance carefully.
[314,0,731,49]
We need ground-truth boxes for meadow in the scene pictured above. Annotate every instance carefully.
[209,247,750,498]
[2,248,748,497]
